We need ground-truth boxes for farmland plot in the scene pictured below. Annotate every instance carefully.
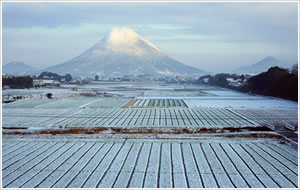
[2,137,298,188]
[2,108,79,129]
[185,98,297,108]
[36,98,97,108]
[2,98,97,109]
[83,98,130,108]
[2,83,298,189]
[2,94,298,133]
[2,107,256,130]
[2,99,56,108]
[230,108,298,127]
[131,99,187,108]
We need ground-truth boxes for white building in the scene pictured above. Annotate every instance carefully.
[226,78,242,87]
[33,79,60,87]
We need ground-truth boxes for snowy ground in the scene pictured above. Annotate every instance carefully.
[138,87,297,108]
[231,108,298,126]
[2,97,296,132]
[2,137,298,188]
[185,98,298,108]
[4,83,297,109]
[184,89,298,108]
[2,83,298,188]
[2,88,75,96]
[2,107,256,131]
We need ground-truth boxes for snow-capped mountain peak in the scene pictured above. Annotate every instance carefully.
[96,27,161,56]
[44,27,206,76]
[107,28,140,46]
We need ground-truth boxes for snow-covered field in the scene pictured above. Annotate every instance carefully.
[2,137,298,188]
[52,107,256,129]
[2,107,255,130]
[203,90,251,97]
[185,98,298,108]
[2,83,298,131]
[132,99,187,107]
[2,83,298,188]
[2,88,76,96]
[4,83,296,109]
[230,108,298,126]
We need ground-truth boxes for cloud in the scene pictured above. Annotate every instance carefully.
[2,2,298,72]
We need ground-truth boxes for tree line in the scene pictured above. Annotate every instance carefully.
[38,72,72,82]
[196,73,246,89]
[2,72,73,89]
[2,76,33,89]
[195,65,298,101]
[240,66,298,101]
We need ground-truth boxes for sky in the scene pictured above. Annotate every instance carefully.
[2,2,298,73]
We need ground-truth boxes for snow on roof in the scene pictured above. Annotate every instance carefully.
[42,79,54,83]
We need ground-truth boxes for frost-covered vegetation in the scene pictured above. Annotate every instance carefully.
[2,83,298,131]
[2,138,298,188]
[2,82,298,188]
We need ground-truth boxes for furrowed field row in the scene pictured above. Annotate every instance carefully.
[2,138,298,188]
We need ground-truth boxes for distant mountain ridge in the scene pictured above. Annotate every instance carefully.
[44,27,207,77]
[3,62,36,75]
[235,56,292,74]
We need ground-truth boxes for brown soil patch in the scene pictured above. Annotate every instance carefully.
[123,99,136,108]
[129,106,188,108]
[79,93,97,96]
[2,125,272,136]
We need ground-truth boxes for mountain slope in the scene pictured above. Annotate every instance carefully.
[45,28,206,76]
[3,62,36,75]
[235,56,292,74]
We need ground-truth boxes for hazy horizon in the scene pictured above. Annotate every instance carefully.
[2,2,298,73]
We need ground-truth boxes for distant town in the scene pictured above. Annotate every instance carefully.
[3,62,298,103]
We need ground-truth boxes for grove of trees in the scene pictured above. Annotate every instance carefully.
[196,73,245,88]
[196,66,298,101]
[38,72,72,82]
[2,76,33,88]
[240,66,298,101]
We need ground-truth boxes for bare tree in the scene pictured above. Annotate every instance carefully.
[291,64,298,75]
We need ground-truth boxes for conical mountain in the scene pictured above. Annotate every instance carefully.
[235,56,292,74]
[3,61,36,75]
[45,28,206,76]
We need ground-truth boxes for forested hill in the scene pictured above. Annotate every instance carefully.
[240,66,298,101]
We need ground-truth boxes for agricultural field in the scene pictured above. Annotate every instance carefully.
[2,138,298,188]
[2,82,298,188]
